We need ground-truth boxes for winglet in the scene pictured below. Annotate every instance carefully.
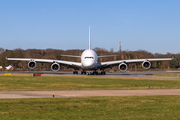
[89,26,91,49]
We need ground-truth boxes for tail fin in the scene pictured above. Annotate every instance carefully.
[88,26,91,49]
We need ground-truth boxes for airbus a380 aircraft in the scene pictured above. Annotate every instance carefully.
[7,27,173,75]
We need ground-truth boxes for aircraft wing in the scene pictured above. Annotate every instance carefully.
[61,55,81,58]
[6,58,82,69]
[97,58,173,69]
[98,55,118,58]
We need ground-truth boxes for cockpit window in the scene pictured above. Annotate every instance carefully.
[84,57,94,59]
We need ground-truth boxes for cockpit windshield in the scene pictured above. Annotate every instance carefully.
[84,57,94,59]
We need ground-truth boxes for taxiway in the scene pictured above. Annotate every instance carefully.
[1,89,180,98]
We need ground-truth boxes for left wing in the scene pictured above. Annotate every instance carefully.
[97,58,173,72]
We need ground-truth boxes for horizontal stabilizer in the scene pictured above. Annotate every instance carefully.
[98,55,118,58]
[61,55,81,58]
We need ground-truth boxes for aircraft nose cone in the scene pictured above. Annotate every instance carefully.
[83,61,93,67]
[82,61,96,69]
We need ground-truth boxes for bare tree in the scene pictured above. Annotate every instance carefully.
[0,48,4,54]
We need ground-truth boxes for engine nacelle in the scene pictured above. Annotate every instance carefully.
[142,61,151,70]
[118,63,128,72]
[28,61,37,69]
[51,63,60,72]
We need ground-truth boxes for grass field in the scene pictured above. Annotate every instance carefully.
[1,75,180,91]
[1,75,180,120]
[1,96,180,120]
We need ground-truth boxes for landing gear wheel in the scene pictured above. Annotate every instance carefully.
[81,71,87,74]
[93,71,98,75]
[101,71,106,75]
[73,71,78,74]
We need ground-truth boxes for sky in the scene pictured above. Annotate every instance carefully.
[0,0,180,54]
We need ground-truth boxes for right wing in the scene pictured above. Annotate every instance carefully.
[61,55,81,58]
[6,58,82,70]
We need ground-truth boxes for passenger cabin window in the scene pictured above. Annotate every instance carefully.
[84,57,94,59]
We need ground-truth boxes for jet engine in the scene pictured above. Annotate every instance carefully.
[51,63,60,72]
[28,61,37,69]
[142,61,151,69]
[118,63,128,72]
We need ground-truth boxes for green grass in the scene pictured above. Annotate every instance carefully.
[1,75,180,91]
[1,96,180,120]
[152,74,180,77]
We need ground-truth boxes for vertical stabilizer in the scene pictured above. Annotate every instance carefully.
[89,26,91,49]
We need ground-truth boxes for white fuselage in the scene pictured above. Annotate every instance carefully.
[81,49,98,70]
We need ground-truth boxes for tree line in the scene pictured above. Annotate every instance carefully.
[0,47,179,71]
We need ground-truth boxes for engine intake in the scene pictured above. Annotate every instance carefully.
[28,61,37,69]
[118,63,128,72]
[142,61,151,69]
[51,63,60,72]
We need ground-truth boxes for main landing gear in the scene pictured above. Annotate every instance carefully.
[73,71,78,74]
[81,71,86,74]
[101,71,106,75]
[92,71,98,75]
[87,71,106,75]
[73,70,106,75]
[86,71,98,75]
